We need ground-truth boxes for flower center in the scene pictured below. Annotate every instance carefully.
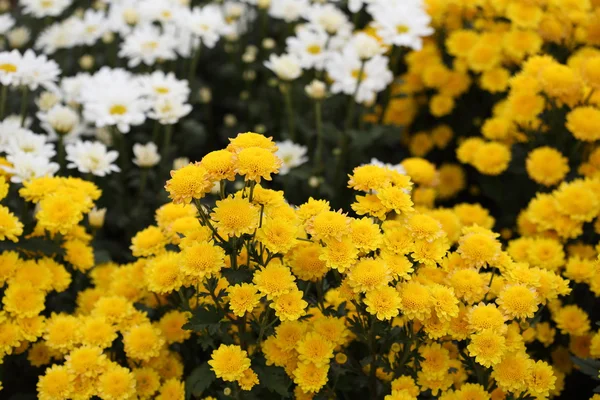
[155,87,170,94]
[161,10,172,19]
[306,44,322,55]
[0,63,17,73]
[396,25,409,34]
[40,0,54,8]
[109,105,127,115]
[351,69,367,81]
[142,41,159,51]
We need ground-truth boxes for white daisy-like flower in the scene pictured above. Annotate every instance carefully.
[133,142,161,168]
[147,96,192,125]
[7,27,31,49]
[35,20,78,54]
[368,0,433,50]
[276,140,308,175]
[186,4,227,48]
[350,32,385,60]
[119,24,177,67]
[107,0,143,36]
[3,130,56,159]
[264,53,302,81]
[326,46,393,103]
[3,153,59,183]
[303,3,349,35]
[138,71,190,102]
[348,0,377,13]
[37,104,83,143]
[80,67,149,133]
[65,140,120,176]
[0,118,31,149]
[20,0,71,18]
[60,72,91,104]
[286,25,330,70]
[163,22,195,58]
[76,9,108,46]
[17,49,61,91]
[269,0,309,23]
[0,14,15,35]
[139,0,183,25]
[0,50,22,86]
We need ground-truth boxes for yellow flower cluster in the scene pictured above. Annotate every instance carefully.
[121,133,571,398]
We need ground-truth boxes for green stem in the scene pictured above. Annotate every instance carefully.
[0,85,7,120]
[282,84,296,141]
[151,120,160,144]
[367,316,378,400]
[316,279,326,313]
[188,42,203,85]
[19,86,29,127]
[162,124,173,158]
[138,168,148,198]
[313,100,324,172]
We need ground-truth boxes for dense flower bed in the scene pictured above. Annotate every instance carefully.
[0,0,599,399]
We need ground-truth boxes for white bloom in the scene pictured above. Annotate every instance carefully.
[17,49,61,91]
[35,21,78,54]
[264,53,302,81]
[80,68,149,133]
[133,142,161,167]
[305,79,326,99]
[119,24,177,67]
[304,3,349,34]
[367,158,407,175]
[351,32,384,60]
[269,0,309,22]
[276,140,308,175]
[107,0,143,36]
[286,25,330,70]
[348,0,376,13]
[76,9,108,46]
[186,5,227,48]
[60,72,91,104]
[7,27,31,49]
[368,0,433,50]
[139,71,190,102]
[36,91,61,111]
[0,118,32,149]
[20,0,71,18]
[327,46,393,103]
[37,104,83,142]
[0,50,21,86]
[3,130,56,159]
[147,96,192,125]
[163,23,195,58]
[0,14,15,35]
[138,0,183,25]
[173,157,189,170]
[66,140,120,176]
[3,153,59,183]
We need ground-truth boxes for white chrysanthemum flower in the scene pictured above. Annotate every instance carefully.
[0,119,30,149]
[276,140,308,175]
[348,0,377,13]
[163,23,196,58]
[286,25,330,70]
[60,72,91,104]
[76,9,108,46]
[269,0,309,22]
[20,0,71,18]
[107,0,143,36]
[17,49,61,91]
[37,104,83,142]
[3,130,56,159]
[139,0,183,25]
[0,50,22,86]
[368,0,433,50]
[264,53,302,81]
[119,24,177,68]
[35,20,78,54]
[303,3,349,35]
[186,5,227,48]
[7,27,31,49]
[80,68,149,133]
[138,71,190,102]
[173,157,189,170]
[0,14,15,35]
[133,142,161,168]
[3,153,59,183]
[147,96,192,125]
[350,32,384,60]
[66,140,120,176]
[326,46,392,103]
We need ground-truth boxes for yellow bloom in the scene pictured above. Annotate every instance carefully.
[133,367,161,399]
[307,210,350,242]
[457,226,502,268]
[297,332,335,367]
[65,345,107,378]
[348,257,391,293]
[398,281,433,321]
[270,288,308,321]
[181,241,225,281]
[236,146,281,182]
[238,368,259,391]
[293,362,329,393]
[288,242,329,282]
[227,132,278,153]
[257,217,299,253]
[211,196,260,238]
[200,149,237,181]
[471,141,511,176]
[527,360,556,399]
[156,379,185,400]
[496,284,539,320]
[165,163,212,204]
[364,286,401,321]
[145,252,183,294]
[526,147,569,186]
[553,305,591,336]
[253,263,296,300]
[130,226,168,257]
[63,239,95,272]
[97,363,136,400]
[566,106,600,142]
[123,323,165,361]
[227,283,262,317]
[44,313,81,352]
[376,186,414,215]
[2,282,45,318]
[492,352,532,393]
[467,329,506,367]
[37,365,74,400]
[468,303,506,334]
[208,344,251,382]
[0,205,23,242]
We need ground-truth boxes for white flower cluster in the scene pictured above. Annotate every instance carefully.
[264,0,433,103]
[0,49,60,91]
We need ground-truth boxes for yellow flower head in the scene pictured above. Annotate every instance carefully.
[211,196,260,238]
[364,285,401,321]
[227,132,278,153]
[200,149,237,181]
[37,365,74,400]
[253,263,296,300]
[307,210,351,242]
[257,217,299,254]
[236,147,282,182]
[130,226,168,257]
[123,323,165,361]
[553,305,591,336]
[97,363,136,400]
[492,352,532,393]
[467,329,507,367]
[293,362,329,394]
[182,241,225,282]
[526,147,570,186]
[270,288,308,321]
[227,283,262,317]
[566,106,600,142]
[289,242,329,282]
[133,367,161,399]
[145,252,183,294]
[208,344,251,382]
[496,284,539,320]
[3,282,45,318]
[0,205,23,242]
[398,281,433,321]
[348,257,391,293]
[297,332,335,367]
[165,163,212,204]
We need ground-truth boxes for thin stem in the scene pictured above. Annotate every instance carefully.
[313,100,324,172]
[0,85,7,120]
[188,41,202,85]
[19,86,29,127]
[367,316,378,400]
[162,124,173,159]
[138,168,148,198]
[282,84,296,141]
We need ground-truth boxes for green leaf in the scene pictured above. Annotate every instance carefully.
[571,357,600,379]
[255,365,291,398]
[185,363,215,400]
[183,305,225,332]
